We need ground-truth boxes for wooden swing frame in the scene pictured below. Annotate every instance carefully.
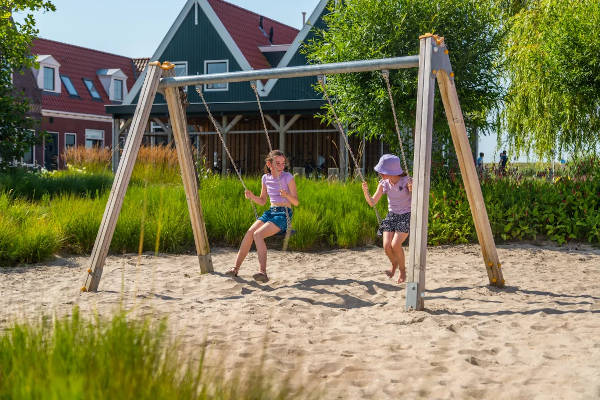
[82,35,504,312]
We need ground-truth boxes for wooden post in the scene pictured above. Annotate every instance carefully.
[279,114,286,153]
[83,62,163,292]
[406,36,435,311]
[221,116,228,174]
[164,77,213,274]
[436,70,504,287]
[111,118,120,173]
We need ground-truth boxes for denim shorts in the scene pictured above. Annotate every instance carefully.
[258,207,293,233]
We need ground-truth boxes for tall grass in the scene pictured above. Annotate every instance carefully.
[0,308,313,400]
[0,193,62,266]
[63,145,185,184]
[63,145,112,173]
[0,168,112,200]
[2,166,600,266]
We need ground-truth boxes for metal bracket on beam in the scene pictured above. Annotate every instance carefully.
[430,42,454,81]
[405,282,420,311]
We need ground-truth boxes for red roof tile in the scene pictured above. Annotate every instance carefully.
[207,0,299,70]
[32,38,136,116]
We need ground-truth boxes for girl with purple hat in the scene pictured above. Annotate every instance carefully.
[226,150,299,282]
[362,154,412,283]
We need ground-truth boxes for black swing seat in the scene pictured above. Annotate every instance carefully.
[276,229,296,237]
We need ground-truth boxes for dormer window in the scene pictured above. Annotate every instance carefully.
[83,78,102,100]
[43,67,55,91]
[33,55,61,94]
[96,68,128,102]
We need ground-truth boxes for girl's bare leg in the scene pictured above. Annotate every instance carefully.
[391,232,409,283]
[233,220,265,271]
[252,222,281,274]
[382,231,398,278]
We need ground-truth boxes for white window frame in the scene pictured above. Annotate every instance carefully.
[171,61,188,93]
[21,144,35,165]
[113,78,123,101]
[85,129,104,148]
[43,66,56,91]
[64,132,77,149]
[33,55,61,94]
[204,60,229,92]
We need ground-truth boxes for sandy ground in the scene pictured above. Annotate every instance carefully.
[1,243,600,399]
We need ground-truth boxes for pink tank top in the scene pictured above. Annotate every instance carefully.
[381,176,411,214]
[262,172,293,204]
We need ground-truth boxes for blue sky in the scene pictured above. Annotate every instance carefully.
[17,0,513,162]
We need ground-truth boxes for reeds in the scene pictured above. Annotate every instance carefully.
[0,308,313,399]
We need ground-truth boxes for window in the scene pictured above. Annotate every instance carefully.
[113,79,123,101]
[83,78,101,100]
[65,133,76,149]
[85,129,104,148]
[22,145,34,164]
[60,76,78,96]
[174,62,187,78]
[43,66,55,91]
[204,60,228,91]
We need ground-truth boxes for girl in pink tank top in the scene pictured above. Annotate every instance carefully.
[362,154,413,284]
[226,150,299,283]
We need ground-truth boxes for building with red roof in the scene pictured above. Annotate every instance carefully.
[29,38,135,169]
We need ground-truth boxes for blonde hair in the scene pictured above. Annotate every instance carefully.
[264,149,287,174]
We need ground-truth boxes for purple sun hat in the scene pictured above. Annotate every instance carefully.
[374,154,403,175]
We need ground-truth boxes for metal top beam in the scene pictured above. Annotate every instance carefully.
[158,56,419,89]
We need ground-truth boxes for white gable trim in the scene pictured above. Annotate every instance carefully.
[125,0,259,104]
[259,0,330,97]
[124,0,197,104]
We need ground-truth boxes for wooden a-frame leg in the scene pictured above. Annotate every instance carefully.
[406,36,436,311]
[436,70,504,287]
[164,84,213,274]
[83,62,163,292]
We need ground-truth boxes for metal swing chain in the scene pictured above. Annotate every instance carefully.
[381,70,410,176]
[250,82,293,251]
[318,75,382,224]
[196,87,258,220]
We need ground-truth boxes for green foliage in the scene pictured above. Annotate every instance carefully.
[303,0,505,159]
[0,193,61,265]
[2,170,600,267]
[503,0,600,159]
[0,308,311,400]
[0,1,55,167]
[0,167,113,199]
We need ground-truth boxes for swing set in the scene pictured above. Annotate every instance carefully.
[81,34,504,311]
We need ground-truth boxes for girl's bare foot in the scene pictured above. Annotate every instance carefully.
[397,267,406,284]
[225,266,240,277]
[385,265,397,278]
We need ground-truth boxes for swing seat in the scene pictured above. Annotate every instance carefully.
[276,229,296,237]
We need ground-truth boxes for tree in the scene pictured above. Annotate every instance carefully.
[303,0,506,164]
[0,0,55,168]
[503,0,600,159]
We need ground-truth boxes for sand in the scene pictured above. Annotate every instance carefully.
[1,243,599,399]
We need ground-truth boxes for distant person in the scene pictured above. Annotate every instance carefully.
[362,154,412,284]
[476,152,484,176]
[499,150,508,176]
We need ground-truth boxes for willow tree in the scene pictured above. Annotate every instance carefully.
[303,0,506,165]
[503,0,600,159]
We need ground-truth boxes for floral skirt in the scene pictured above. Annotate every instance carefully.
[258,207,293,233]
[377,212,410,236]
